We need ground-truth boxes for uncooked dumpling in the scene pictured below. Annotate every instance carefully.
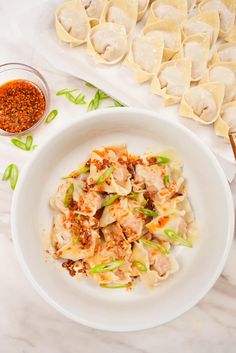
[138,0,150,20]
[187,0,196,12]
[150,59,191,106]
[211,42,236,64]
[55,0,90,47]
[81,0,108,19]
[224,24,236,42]
[143,20,182,60]
[100,0,138,35]
[202,63,236,103]
[182,10,220,48]
[214,101,236,140]
[147,0,187,24]
[179,82,225,124]
[125,35,164,83]
[87,22,128,64]
[198,0,235,36]
[176,34,210,81]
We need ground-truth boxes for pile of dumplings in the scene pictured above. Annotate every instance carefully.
[55,0,236,141]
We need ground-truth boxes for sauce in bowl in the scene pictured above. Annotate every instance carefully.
[0,79,46,134]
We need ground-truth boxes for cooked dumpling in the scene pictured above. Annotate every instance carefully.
[224,24,236,42]
[143,20,182,60]
[198,0,235,36]
[179,82,225,124]
[182,10,220,48]
[55,0,90,47]
[138,0,150,20]
[125,35,164,83]
[176,34,210,82]
[81,0,108,19]
[211,42,236,64]
[214,100,236,140]
[150,59,191,106]
[202,63,236,103]
[187,0,196,12]
[87,23,128,64]
[100,0,138,35]
[147,0,187,24]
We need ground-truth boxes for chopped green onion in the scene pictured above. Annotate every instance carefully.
[64,183,74,208]
[11,139,27,151]
[127,192,139,200]
[66,92,76,103]
[45,109,58,124]
[100,283,128,289]
[163,175,170,188]
[133,260,147,272]
[71,233,79,246]
[77,214,81,221]
[113,99,124,107]
[164,229,192,248]
[87,89,109,111]
[98,90,109,100]
[25,135,33,151]
[96,166,115,185]
[140,237,169,254]
[85,82,95,89]
[62,165,90,179]
[156,156,170,164]
[56,88,79,96]
[74,93,86,105]
[2,164,13,181]
[141,198,148,207]
[91,260,124,273]
[102,194,120,207]
[134,207,158,217]
[10,164,19,190]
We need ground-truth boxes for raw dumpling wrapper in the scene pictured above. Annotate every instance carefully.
[187,0,196,12]
[201,62,236,103]
[198,0,235,36]
[87,22,128,64]
[179,82,225,124]
[214,100,236,140]
[182,10,220,48]
[137,0,150,21]
[150,59,191,106]
[100,0,138,35]
[147,0,187,24]
[81,0,108,19]
[175,34,210,82]
[143,20,182,61]
[125,35,164,83]
[55,0,90,47]
[211,42,236,64]
[224,24,236,42]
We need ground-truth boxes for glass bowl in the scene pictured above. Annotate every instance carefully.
[0,63,50,136]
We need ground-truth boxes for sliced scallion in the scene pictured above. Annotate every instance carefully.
[100,283,128,289]
[2,164,13,181]
[11,139,27,151]
[64,183,74,208]
[91,260,124,273]
[62,165,90,179]
[45,109,58,124]
[133,260,147,272]
[10,164,19,190]
[163,175,170,188]
[102,194,120,207]
[164,229,192,248]
[134,207,158,217]
[96,166,115,185]
[25,135,33,150]
[156,156,170,164]
[127,192,139,200]
[140,237,169,254]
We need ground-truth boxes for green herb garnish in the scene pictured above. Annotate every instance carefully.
[102,194,120,207]
[127,192,139,200]
[100,283,128,289]
[91,260,124,274]
[164,229,192,248]
[10,164,19,190]
[156,156,170,164]
[64,183,74,208]
[85,82,96,89]
[45,109,58,124]
[134,207,158,217]
[163,175,170,188]
[11,136,35,151]
[71,233,79,246]
[62,165,90,179]
[2,164,13,181]
[87,89,109,111]
[113,99,124,107]
[133,260,147,272]
[56,88,79,96]
[96,166,115,185]
[11,139,27,151]
[140,237,169,254]
[25,135,33,150]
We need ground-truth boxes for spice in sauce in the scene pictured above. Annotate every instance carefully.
[0,79,46,133]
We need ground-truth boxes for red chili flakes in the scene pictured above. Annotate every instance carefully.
[0,79,46,133]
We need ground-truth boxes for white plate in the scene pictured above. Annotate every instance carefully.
[11,108,234,331]
[17,0,235,164]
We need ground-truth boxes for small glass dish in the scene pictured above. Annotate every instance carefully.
[0,63,50,136]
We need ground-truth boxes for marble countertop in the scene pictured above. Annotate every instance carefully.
[1,1,236,352]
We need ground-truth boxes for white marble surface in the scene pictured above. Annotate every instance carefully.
[1,1,236,352]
